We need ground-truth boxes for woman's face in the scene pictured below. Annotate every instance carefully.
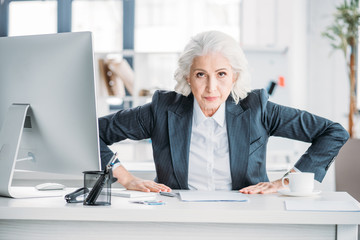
[187,52,236,117]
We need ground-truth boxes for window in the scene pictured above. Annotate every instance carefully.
[133,0,278,93]
[72,0,123,53]
[8,1,57,36]
[241,0,277,47]
[135,0,241,52]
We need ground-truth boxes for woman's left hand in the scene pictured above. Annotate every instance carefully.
[239,179,284,194]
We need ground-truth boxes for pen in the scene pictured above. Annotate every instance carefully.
[131,200,165,205]
[105,152,118,173]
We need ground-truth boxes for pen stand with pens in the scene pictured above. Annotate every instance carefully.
[65,152,118,205]
[83,170,112,206]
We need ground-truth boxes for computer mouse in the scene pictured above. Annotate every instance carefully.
[35,183,66,191]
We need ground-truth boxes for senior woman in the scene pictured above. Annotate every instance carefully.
[98,31,349,194]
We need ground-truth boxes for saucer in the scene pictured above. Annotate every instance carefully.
[278,189,321,197]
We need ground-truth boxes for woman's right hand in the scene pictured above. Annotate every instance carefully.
[123,178,172,192]
[112,165,172,192]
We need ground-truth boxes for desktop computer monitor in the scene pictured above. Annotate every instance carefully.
[0,32,101,198]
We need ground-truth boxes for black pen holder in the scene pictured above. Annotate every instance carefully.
[83,170,111,206]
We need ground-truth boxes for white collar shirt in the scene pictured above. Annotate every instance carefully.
[187,99,232,191]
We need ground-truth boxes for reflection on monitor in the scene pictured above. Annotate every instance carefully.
[0,32,101,198]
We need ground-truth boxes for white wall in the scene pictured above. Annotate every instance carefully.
[244,0,349,191]
[286,0,348,191]
[306,0,349,191]
[253,0,348,123]
[307,0,348,126]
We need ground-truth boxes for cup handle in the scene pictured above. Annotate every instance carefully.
[281,177,289,188]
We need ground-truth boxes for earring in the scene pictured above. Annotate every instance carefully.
[188,82,191,86]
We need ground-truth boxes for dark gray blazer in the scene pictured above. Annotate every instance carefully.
[98,89,349,190]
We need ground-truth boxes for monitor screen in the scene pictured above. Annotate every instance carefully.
[0,32,101,197]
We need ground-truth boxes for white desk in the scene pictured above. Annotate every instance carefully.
[0,190,359,240]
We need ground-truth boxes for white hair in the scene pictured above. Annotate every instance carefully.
[174,31,251,104]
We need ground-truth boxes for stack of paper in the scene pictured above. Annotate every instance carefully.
[179,191,249,202]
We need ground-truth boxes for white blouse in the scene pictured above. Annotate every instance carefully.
[187,99,232,191]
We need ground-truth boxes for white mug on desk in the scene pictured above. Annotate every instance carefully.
[281,172,314,193]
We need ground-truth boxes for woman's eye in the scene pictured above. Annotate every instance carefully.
[218,72,227,77]
[196,72,205,78]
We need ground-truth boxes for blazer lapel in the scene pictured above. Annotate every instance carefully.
[168,95,193,189]
[226,98,250,190]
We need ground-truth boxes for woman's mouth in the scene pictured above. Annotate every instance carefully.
[204,96,219,101]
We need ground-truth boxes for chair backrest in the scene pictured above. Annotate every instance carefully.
[335,138,360,201]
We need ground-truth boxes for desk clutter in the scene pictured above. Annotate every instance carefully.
[65,153,118,205]
[2,191,359,240]
[64,170,116,205]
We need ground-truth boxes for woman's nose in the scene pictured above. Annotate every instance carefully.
[207,75,217,92]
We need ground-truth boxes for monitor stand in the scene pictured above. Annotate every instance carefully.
[0,104,63,198]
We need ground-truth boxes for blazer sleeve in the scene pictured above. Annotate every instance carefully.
[257,89,349,182]
[98,92,160,169]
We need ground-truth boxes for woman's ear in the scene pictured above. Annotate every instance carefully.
[186,76,191,85]
[233,72,239,83]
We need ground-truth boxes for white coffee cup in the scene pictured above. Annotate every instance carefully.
[281,172,314,193]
